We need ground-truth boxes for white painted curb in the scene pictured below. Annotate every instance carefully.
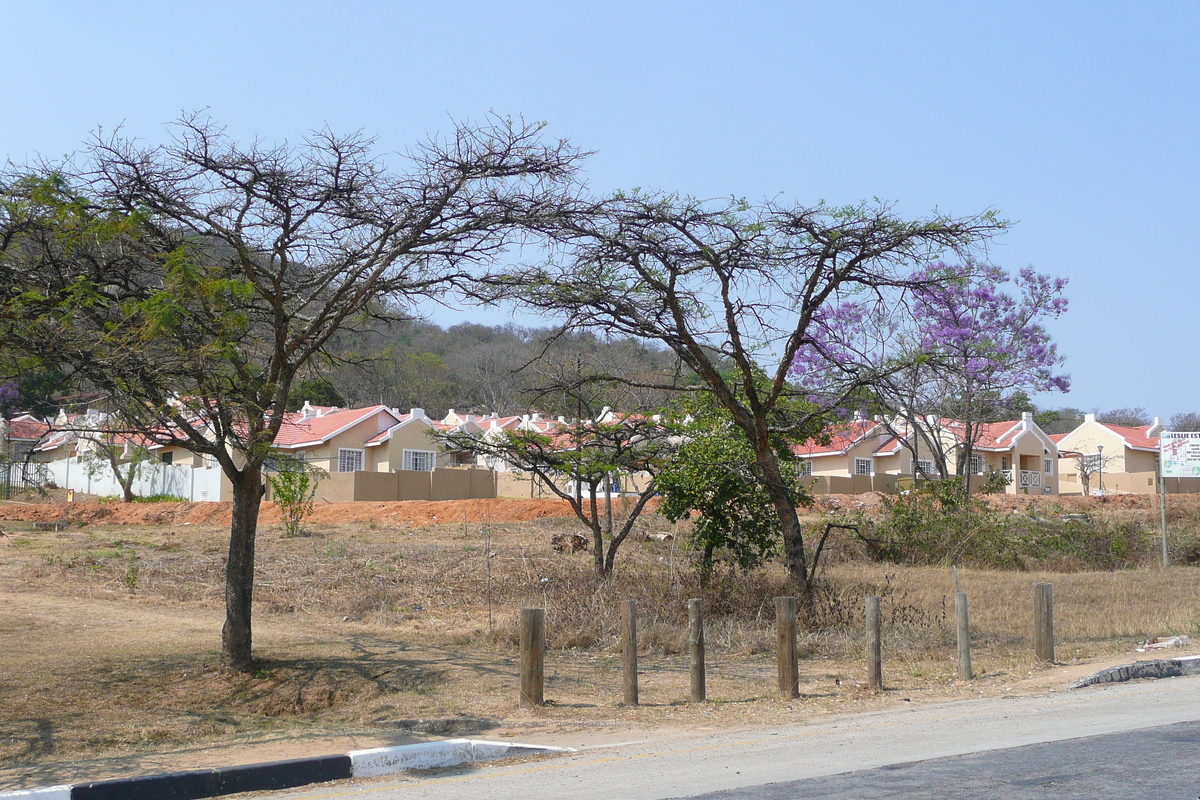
[349,738,572,778]
[0,787,71,799]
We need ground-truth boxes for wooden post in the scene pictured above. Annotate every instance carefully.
[1033,583,1054,663]
[776,596,799,698]
[1161,472,1170,568]
[622,599,638,706]
[955,591,972,681]
[519,607,545,708]
[688,598,706,703]
[866,595,882,691]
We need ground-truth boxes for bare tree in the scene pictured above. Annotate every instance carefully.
[1098,407,1152,427]
[1072,447,1117,495]
[0,114,583,670]
[1169,412,1200,432]
[484,193,1004,610]
[437,414,674,577]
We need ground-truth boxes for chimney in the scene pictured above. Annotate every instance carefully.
[410,408,426,420]
[1085,413,1097,423]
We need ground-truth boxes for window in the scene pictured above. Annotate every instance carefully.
[337,448,364,473]
[1044,458,1053,473]
[160,452,173,465]
[969,454,984,475]
[798,459,812,476]
[913,459,935,477]
[402,449,436,471]
[854,458,872,476]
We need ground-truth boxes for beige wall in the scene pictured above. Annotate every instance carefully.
[306,467,497,503]
[808,474,900,494]
[1056,422,1132,473]
[1058,470,1200,495]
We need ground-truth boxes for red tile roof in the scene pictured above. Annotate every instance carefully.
[793,420,881,457]
[7,414,49,442]
[273,405,400,448]
[1099,422,1160,450]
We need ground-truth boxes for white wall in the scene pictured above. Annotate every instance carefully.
[39,456,224,502]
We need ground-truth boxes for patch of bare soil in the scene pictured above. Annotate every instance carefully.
[0,497,580,529]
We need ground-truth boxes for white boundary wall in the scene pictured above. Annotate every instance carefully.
[37,457,223,502]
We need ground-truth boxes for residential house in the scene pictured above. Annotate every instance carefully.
[1053,414,1198,494]
[794,412,1059,495]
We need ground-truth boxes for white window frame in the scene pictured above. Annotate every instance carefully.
[402,449,436,472]
[798,458,812,476]
[912,458,935,477]
[969,454,984,475]
[854,457,873,476]
[1044,458,1053,473]
[337,448,364,473]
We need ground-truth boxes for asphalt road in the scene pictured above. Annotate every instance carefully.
[272,674,1200,800]
[686,720,1200,798]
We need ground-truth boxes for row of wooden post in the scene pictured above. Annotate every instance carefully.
[518,583,1056,707]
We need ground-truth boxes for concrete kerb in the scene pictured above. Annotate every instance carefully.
[0,738,572,800]
[1068,654,1200,690]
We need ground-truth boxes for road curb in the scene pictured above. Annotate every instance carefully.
[1068,654,1200,689]
[0,738,570,800]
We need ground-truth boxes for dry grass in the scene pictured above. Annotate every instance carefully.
[1,497,1199,789]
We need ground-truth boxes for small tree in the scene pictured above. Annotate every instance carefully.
[438,415,675,577]
[1073,448,1117,495]
[78,434,154,503]
[657,384,821,576]
[267,461,325,538]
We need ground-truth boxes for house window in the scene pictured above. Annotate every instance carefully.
[337,448,364,473]
[1044,458,1053,473]
[160,452,173,465]
[913,459,935,477]
[1001,456,1010,471]
[854,458,873,476]
[969,454,984,475]
[402,449,436,471]
[798,459,812,476]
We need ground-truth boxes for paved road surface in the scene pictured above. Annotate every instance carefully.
[271,674,1200,800]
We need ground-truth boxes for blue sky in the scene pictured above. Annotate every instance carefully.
[3,1,1196,420]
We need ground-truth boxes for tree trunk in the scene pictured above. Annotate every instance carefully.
[222,466,264,671]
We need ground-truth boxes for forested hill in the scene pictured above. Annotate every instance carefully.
[319,318,689,419]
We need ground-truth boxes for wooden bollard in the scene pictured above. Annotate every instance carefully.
[776,596,799,698]
[1033,582,1054,663]
[866,595,882,691]
[688,598,706,703]
[519,607,545,708]
[956,591,972,680]
[622,599,638,706]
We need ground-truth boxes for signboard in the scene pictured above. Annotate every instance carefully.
[1160,431,1200,477]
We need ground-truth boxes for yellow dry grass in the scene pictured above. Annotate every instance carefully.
[1,497,1198,790]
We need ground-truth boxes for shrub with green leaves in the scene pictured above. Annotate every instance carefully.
[268,462,325,538]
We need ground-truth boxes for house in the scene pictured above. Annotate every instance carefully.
[792,417,909,493]
[793,411,1059,495]
[949,413,1059,495]
[1052,414,1199,495]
